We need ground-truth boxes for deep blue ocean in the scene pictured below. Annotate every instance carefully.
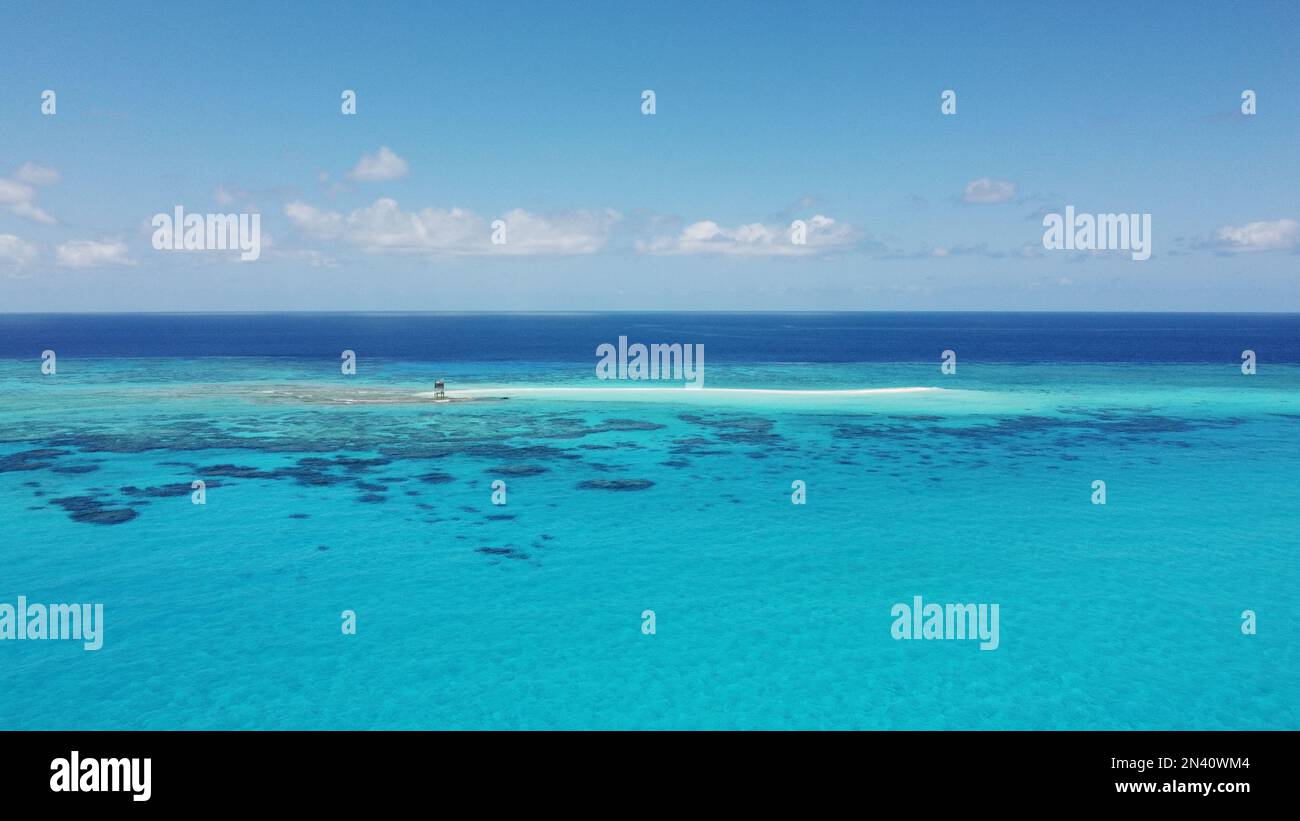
[2,311,1298,361]
[1,313,1296,729]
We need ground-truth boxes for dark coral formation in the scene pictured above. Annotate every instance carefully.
[577,479,655,491]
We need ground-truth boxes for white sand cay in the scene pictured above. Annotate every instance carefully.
[414,385,958,407]
[434,386,942,397]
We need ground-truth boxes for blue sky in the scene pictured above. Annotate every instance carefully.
[1,0,1297,311]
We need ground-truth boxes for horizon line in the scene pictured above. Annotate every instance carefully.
[3,309,1300,317]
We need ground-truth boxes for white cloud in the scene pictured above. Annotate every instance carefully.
[274,248,340,268]
[962,177,1017,205]
[55,239,134,268]
[285,201,346,238]
[9,200,57,224]
[491,207,621,255]
[348,147,410,182]
[286,198,620,256]
[1213,219,1300,253]
[0,234,38,268]
[15,162,61,186]
[0,177,56,224]
[882,240,1022,261]
[637,214,858,256]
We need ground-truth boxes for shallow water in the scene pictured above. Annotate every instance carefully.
[1,314,1296,729]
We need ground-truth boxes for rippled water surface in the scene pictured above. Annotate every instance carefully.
[1,314,1296,728]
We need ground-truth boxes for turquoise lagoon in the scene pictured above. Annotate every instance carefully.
[0,314,1296,729]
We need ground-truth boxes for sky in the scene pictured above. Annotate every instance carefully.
[0,0,1297,312]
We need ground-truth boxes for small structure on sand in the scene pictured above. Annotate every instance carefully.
[434,379,446,400]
